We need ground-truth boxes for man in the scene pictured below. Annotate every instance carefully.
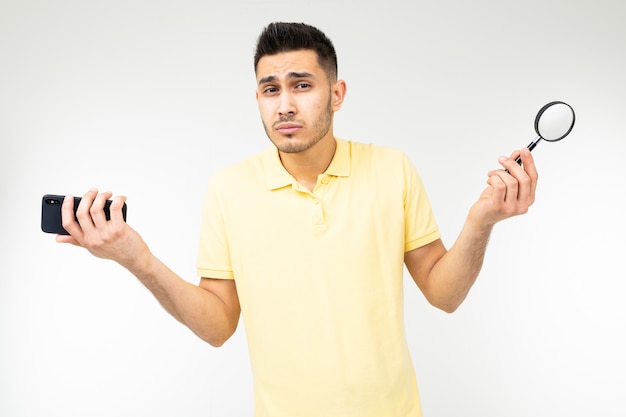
[58,22,537,417]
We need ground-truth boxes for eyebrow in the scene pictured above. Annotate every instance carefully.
[258,71,314,85]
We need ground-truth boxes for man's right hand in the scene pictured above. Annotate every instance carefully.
[56,188,150,272]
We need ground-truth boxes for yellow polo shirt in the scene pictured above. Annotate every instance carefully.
[197,139,440,417]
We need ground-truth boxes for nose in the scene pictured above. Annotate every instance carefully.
[278,91,296,116]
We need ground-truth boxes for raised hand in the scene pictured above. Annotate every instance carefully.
[469,148,538,228]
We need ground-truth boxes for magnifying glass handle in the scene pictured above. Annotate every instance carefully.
[514,136,542,165]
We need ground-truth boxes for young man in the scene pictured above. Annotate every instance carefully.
[58,22,537,417]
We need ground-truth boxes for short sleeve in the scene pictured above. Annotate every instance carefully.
[402,154,441,252]
[196,176,234,279]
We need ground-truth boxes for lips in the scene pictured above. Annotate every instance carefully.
[275,122,302,135]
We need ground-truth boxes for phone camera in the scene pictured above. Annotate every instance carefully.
[46,198,60,205]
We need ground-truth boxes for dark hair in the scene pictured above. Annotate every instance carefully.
[254,22,338,81]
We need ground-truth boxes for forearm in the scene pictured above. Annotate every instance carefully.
[57,190,237,346]
[424,219,493,312]
[126,253,237,347]
[408,150,537,313]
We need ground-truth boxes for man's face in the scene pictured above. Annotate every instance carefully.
[256,49,343,154]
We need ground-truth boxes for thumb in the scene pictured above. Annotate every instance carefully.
[56,234,80,246]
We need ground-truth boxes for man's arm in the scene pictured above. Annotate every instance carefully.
[56,189,240,347]
[405,148,538,313]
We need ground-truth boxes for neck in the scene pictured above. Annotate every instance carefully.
[279,135,336,192]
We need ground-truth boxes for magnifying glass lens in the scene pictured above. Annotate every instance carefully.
[510,101,575,168]
[535,101,575,142]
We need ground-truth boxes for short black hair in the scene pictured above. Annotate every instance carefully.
[254,22,338,81]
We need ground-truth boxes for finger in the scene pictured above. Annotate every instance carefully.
[497,154,524,176]
[56,234,80,246]
[109,195,127,224]
[509,149,522,160]
[487,173,507,203]
[487,151,523,177]
[60,194,81,237]
[91,191,114,229]
[505,149,522,168]
[512,148,537,207]
[502,155,533,204]
[495,164,521,204]
[519,148,538,187]
[75,188,99,233]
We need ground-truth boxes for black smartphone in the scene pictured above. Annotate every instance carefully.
[41,194,128,235]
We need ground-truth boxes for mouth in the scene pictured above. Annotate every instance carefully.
[275,122,303,136]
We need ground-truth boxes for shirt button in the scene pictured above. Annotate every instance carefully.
[312,198,320,205]
[321,177,329,184]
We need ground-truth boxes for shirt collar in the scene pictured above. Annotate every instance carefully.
[263,138,351,191]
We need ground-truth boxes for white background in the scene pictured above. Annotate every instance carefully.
[1,0,625,416]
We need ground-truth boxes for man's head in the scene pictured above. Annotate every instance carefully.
[254,22,338,82]
[254,23,346,157]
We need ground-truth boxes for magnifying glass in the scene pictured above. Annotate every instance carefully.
[514,101,575,165]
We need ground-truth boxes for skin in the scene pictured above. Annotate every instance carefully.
[57,49,538,347]
[256,50,346,191]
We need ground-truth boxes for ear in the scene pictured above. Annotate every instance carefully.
[331,80,347,112]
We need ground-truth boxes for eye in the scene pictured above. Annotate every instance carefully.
[295,82,311,90]
[262,86,279,94]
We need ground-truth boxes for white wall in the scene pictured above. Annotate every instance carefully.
[1,0,625,416]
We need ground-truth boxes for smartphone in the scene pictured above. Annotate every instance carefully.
[41,194,128,235]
